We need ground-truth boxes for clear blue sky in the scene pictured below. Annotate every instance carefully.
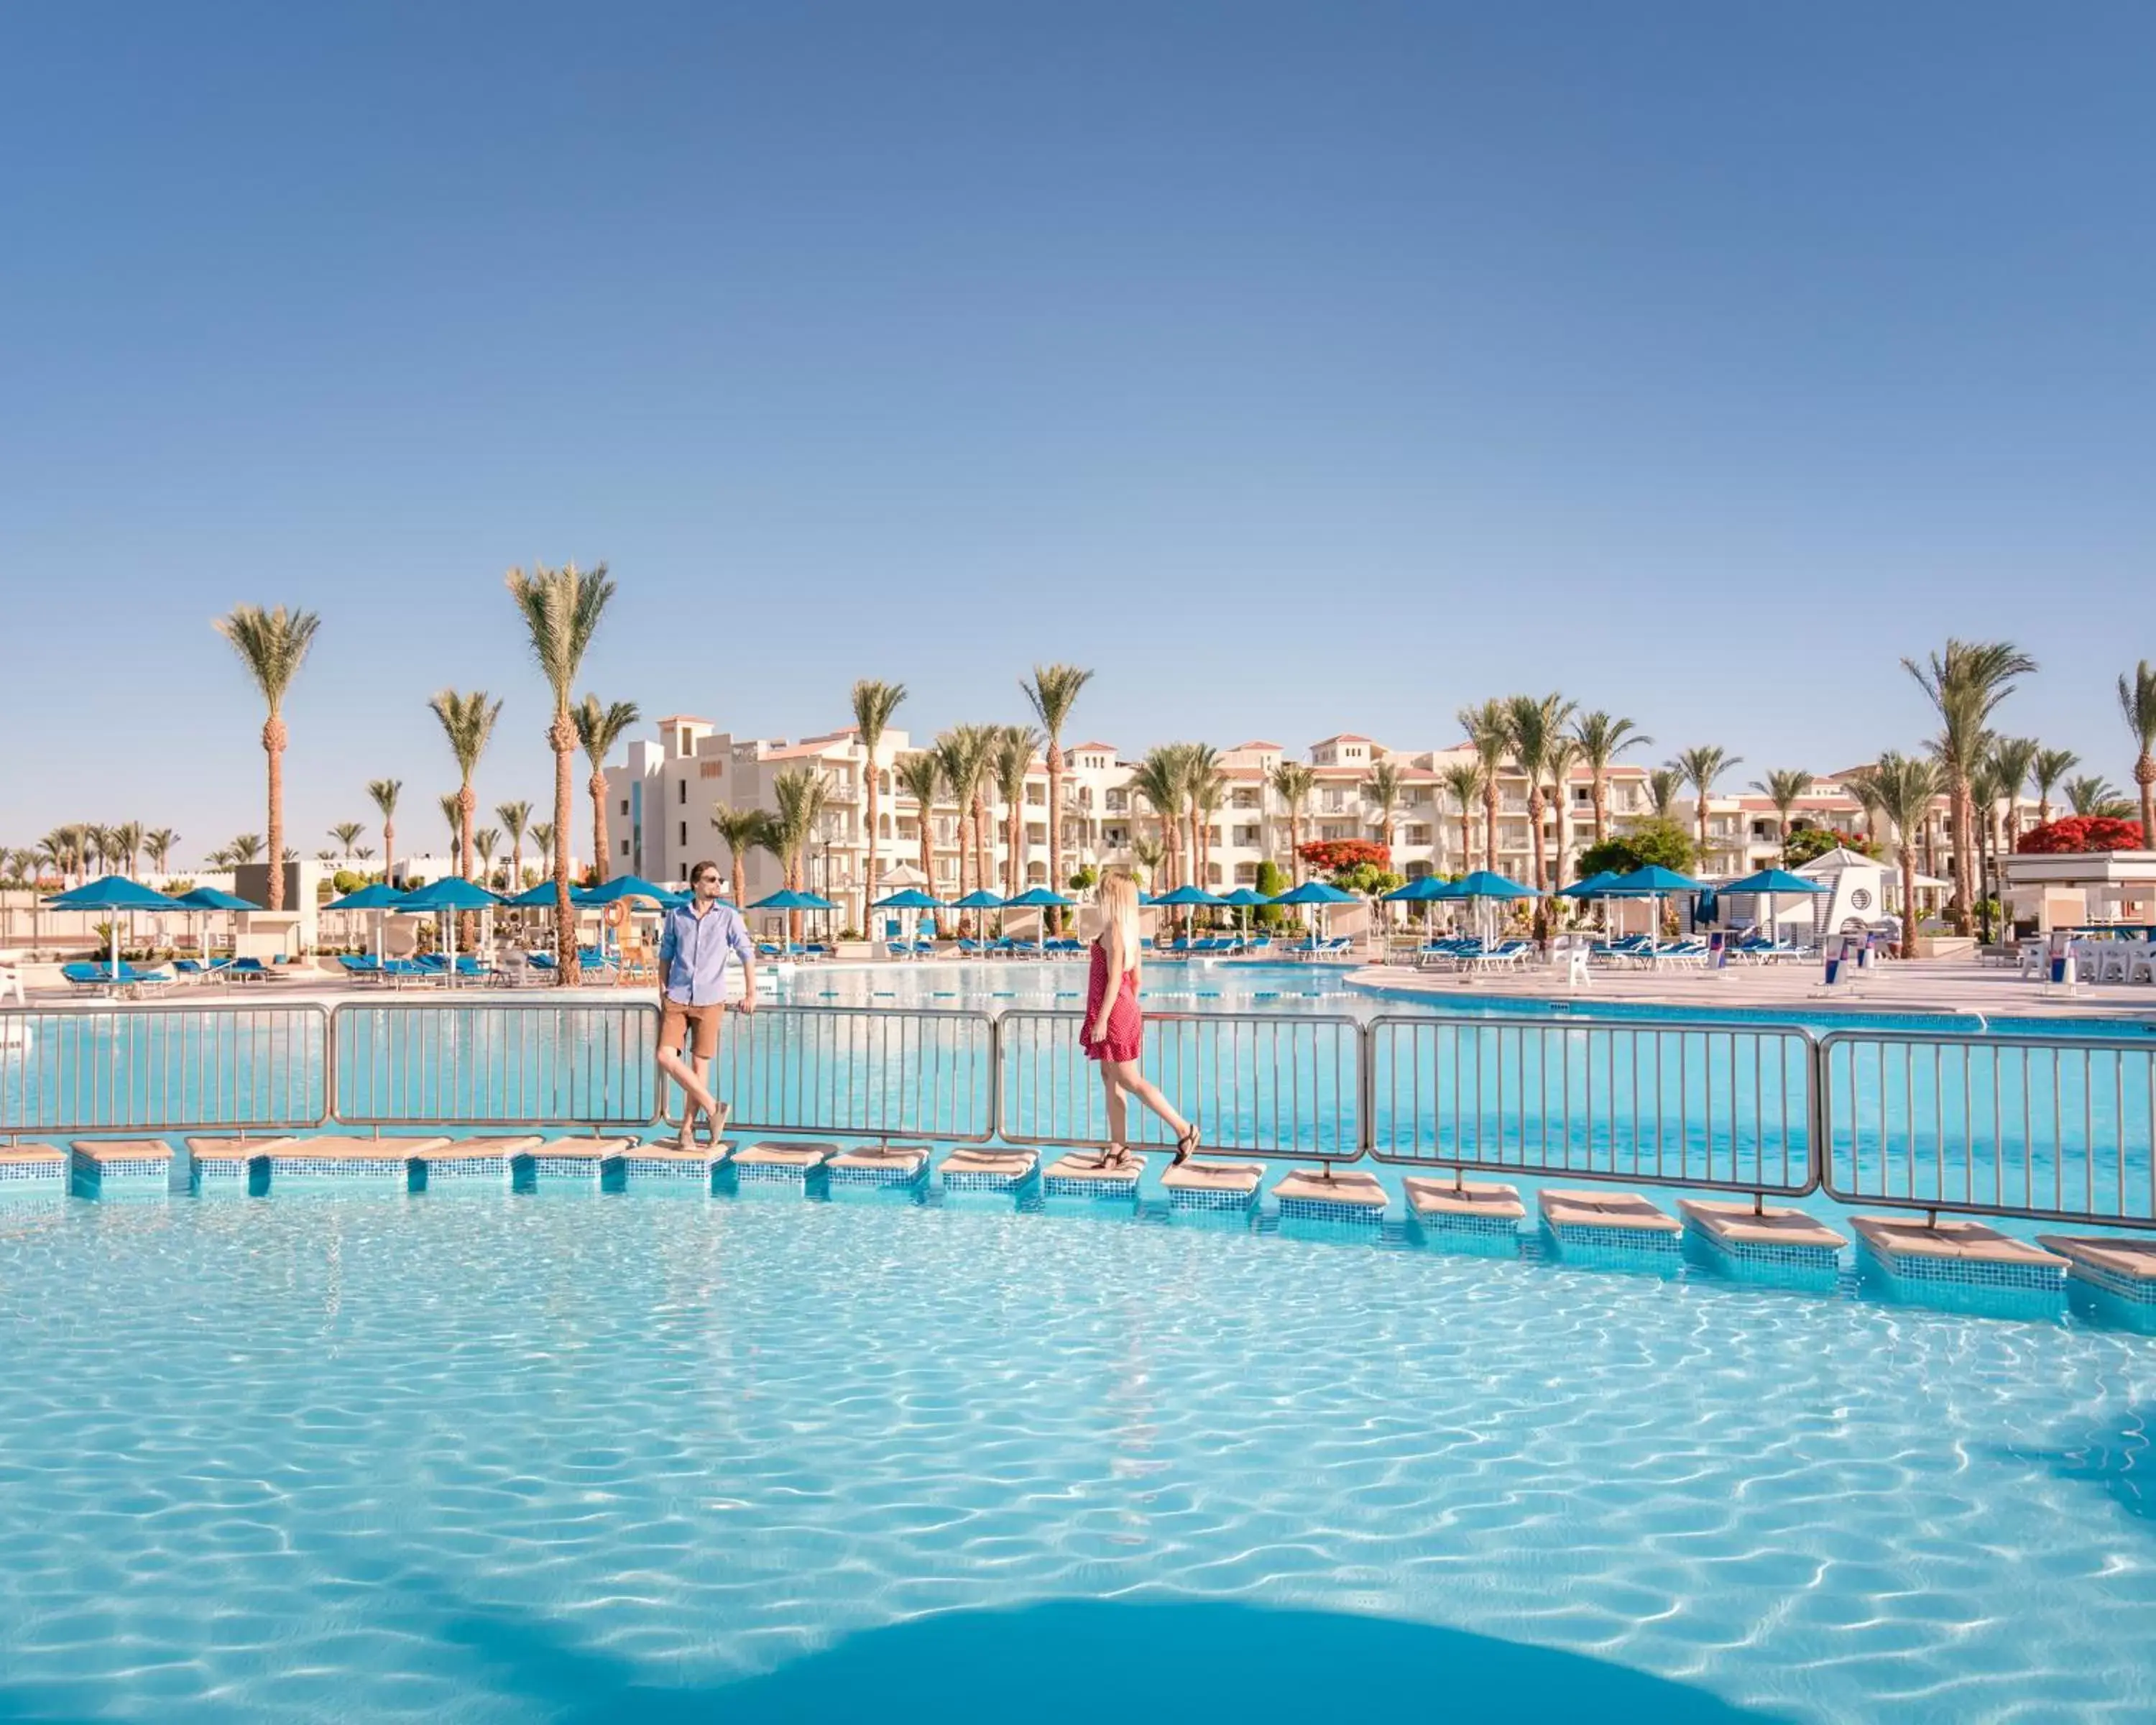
[4,1,2151,863]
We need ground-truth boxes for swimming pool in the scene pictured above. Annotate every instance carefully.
[1,1187,2151,1721]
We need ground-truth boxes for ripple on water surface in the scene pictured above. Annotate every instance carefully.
[0,1193,2154,1723]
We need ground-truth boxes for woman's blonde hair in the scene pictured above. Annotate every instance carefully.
[1096,870,1141,954]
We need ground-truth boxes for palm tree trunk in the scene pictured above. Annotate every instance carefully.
[589,773,612,886]
[1528,789,1548,892]
[384,819,397,889]
[1591,771,1608,847]
[865,768,880,920]
[1898,846,1918,959]
[1046,745,1066,932]
[2137,756,2156,847]
[263,717,287,911]
[550,717,579,985]
[1483,781,1500,872]
[1288,811,1302,884]
[459,783,479,948]
[1950,773,1974,936]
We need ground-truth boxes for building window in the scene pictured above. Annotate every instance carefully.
[619,799,629,816]
[1232,788,1260,809]
[619,839,629,857]
[678,821,687,847]
[678,781,686,805]
[1405,824,1429,845]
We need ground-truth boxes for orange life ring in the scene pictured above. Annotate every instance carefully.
[604,900,632,929]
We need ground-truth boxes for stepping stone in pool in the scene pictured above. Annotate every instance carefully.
[1680,1198,1846,1275]
[1538,1187,1682,1256]
[1271,1167,1387,1224]
[185,1136,295,1191]
[410,1136,542,1188]
[1404,1177,1524,1240]
[827,1144,931,1187]
[1852,1215,2065,1293]
[937,1148,1038,1194]
[513,1138,639,1184]
[69,1138,174,1196]
[609,1138,734,1187]
[1042,1149,1146,1200]
[731,1141,838,1185]
[259,1136,451,1187]
[2036,1233,2156,1310]
[1160,1159,1264,1211]
[0,1144,70,1193]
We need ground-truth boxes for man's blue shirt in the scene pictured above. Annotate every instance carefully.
[657,900,757,1006]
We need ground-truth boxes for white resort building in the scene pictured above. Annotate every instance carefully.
[602,716,2039,932]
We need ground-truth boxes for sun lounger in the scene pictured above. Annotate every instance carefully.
[61,961,174,997]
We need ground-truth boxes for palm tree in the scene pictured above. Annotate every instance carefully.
[1751,770,1815,863]
[1543,737,1580,886]
[992,724,1040,896]
[1130,834,1166,889]
[368,779,402,887]
[1504,693,1575,892]
[204,846,235,871]
[1839,764,1882,846]
[1869,751,1945,958]
[1457,699,1511,871]
[1570,712,1650,848]
[1439,760,1483,868]
[769,766,832,938]
[507,561,616,984]
[2065,775,2132,818]
[849,678,907,912]
[573,696,641,886]
[437,793,465,873]
[709,803,773,900]
[1670,745,1741,869]
[213,604,320,911]
[530,821,554,862]
[496,801,532,895]
[1022,664,1093,930]
[2030,747,2078,828]
[1129,745,1192,893]
[1986,737,2040,850]
[230,833,264,865]
[1968,754,2009,940]
[428,689,501,882]
[331,822,364,862]
[1180,743,1225,893]
[895,753,944,891]
[143,829,178,875]
[2119,661,2156,845]
[1646,768,1682,822]
[109,821,144,877]
[1902,639,2037,934]
[1268,760,1316,883]
[1363,758,1405,863]
[932,727,996,903]
[472,827,501,886]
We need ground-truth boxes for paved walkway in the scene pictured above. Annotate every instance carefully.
[1348,957,2156,1022]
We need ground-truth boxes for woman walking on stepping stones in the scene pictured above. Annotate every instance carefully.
[1083,870,1200,1169]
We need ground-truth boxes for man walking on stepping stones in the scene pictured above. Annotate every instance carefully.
[656,860,757,1148]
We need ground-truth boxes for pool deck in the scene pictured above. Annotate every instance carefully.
[1348,958,2156,1022]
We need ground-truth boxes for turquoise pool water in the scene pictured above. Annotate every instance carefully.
[1,1187,2152,1721]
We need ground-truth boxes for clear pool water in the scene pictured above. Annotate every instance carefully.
[3,1188,2152,1722]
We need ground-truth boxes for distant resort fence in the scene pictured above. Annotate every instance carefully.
[2,1000,2152,1230]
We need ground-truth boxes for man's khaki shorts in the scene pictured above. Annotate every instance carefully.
[659,999,724,1060]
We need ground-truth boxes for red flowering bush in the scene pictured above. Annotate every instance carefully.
[2015,816,2145,854]
[1298,839,1390,873]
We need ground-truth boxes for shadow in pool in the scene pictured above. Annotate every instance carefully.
[440,1596,1784,1723]
[2019,1398,2156,1529]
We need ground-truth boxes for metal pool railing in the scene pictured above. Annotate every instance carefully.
[1364,1013,1819,1196]
[0,1003,330,1136]
[1820,1029,2156,1228]
[997,1009,1363,1159]
[707,1005,997,1143]
[330,999,660,1128]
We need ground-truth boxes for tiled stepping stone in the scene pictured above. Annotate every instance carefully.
[2037,1233,2156,1305]
[937,1149,1038,1192]
[1539,1187,1682,1253]
[411,1136,542,1184]
[1043,1149,1146,1199]
[610,1138,734,1184]
[513,1138,637,1182]
[1853,1215,2065,1292]
[732,1141,837,1183]
[260,1136,451,1184]
[0,1144,70,1192]
[1160,1159,1264,1210]
[1271,1167,1387,1223]
[1404,1177,1524,1236]
[828,1144,931,1187]
[1681,1198,1846,1271]
[70,1139,174,1193]
[184,1136,293,1187]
